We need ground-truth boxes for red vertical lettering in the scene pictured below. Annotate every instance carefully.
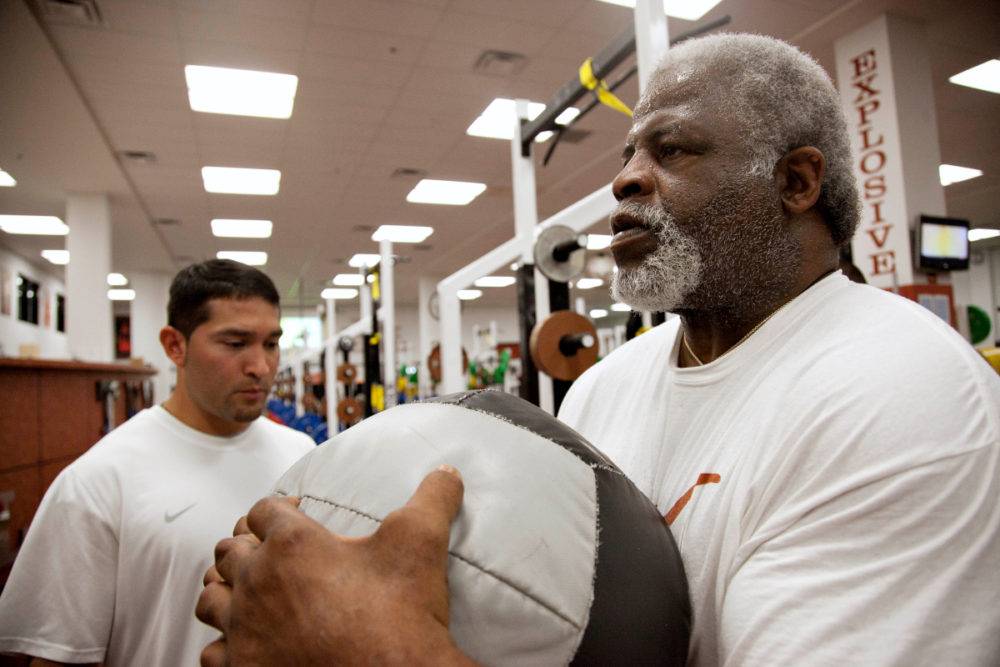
[860,150,886,174]
[864,175,886,199]
[869,200,885,224]
[852,75,880,102]
[870,251,896,275]
[867,225,892,248]
[859,127,884,150]
[857,100,880,126]
[851,49,877,78]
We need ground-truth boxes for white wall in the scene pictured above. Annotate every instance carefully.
[0,244,69,359]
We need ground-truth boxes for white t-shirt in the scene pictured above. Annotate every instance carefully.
[559,272,1000,666]
[0,406,315,666]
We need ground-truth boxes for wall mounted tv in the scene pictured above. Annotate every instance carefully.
[916,215,969,271]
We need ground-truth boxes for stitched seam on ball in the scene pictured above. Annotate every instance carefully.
[302,495,582,631]
[302,495,381,524]
[448,552,582,630]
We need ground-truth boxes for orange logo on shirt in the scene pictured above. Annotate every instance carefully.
[664,473,721,525]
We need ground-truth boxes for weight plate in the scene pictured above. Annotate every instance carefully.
[336,397,362,425]
[534,225,587,283]
[529,310,599,381]
[336,362,357,384]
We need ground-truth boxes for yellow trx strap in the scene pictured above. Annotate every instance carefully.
[578,58,632,117]
[370,384,385,412]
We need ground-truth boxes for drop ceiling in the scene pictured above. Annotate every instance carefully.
[0,0,996,316]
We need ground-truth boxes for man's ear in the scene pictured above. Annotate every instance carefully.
[159,326,187,366]
[776,146,825,214]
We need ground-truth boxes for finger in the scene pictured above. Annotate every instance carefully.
[378,465,464,547]
[244,495,304,542]
[213,534,261,584]
[195,580,232,631]
[203,564,223,586]
[233,513,249,536]
[405,465,464,524]
[200,637,227,667]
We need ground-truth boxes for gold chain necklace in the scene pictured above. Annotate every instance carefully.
[680,300,790,367]
[680,269,837,367]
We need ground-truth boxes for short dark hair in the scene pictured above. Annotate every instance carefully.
[167,259,280,338]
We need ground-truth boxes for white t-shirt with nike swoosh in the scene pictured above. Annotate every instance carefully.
[0,405,315,666]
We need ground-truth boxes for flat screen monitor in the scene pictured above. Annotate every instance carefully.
[917,215,969,271]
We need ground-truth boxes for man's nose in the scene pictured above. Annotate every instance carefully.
[244,345,271,377]
[612,154,654,201]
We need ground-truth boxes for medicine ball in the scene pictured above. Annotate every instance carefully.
[272,390,690,666]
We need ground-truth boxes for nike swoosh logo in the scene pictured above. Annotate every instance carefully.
[164,503,197,523]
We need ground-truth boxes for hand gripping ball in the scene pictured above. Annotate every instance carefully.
[272,390,690,666]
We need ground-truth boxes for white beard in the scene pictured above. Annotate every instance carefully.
[610,200,703,313]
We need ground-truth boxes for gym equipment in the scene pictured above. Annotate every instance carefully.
[336,396,362,426]
[336,362,357,384]
[427,344,469,384]
[529,311,599,381]
[274,390,690,666]
[533,225,588,283]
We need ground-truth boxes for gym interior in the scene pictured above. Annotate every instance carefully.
[0,0,998,662]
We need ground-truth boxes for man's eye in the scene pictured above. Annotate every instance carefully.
[264,341,279,350]
[660,145,683,160]
[225,341,245,349]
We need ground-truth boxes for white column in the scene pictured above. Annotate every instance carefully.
[417,275,437,399]
[324,297,337,426]
[634,0,670,93]
[129,270,172,403]
[835,14,946,289]
[438,284,463,394]
[380,239,396,409]
[66,193,113,362]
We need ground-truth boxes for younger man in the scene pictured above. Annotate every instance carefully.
[0,259,314,666]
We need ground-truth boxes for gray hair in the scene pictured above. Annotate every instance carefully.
[638,33,861,246]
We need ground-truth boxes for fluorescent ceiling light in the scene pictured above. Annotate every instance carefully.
[321,288,359,300]
[348,253,381,268]
[185,65,299,118]
[108,289,136,301]
[575,278,604,289]
[949,59,1000,95]
[217,251,267,265]
[41,249,69,265]
[594,0,723,20]
[333,273,365,286]
[589,308,609,318]
[611,303,631,312]
[107,273,128,286]
[202,167,280,195]
[371,225,434,243]
[466,98,580,141]
[457,289,483,300]
[555,108,581,124]
[406,179,486,206]
[0,169,15,187]
[0,215,68,235]
[211,218,273,238]
[969,229,1000,242]
[474,276,517,288]
[939,164,983,186]
[586,234,612,250]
